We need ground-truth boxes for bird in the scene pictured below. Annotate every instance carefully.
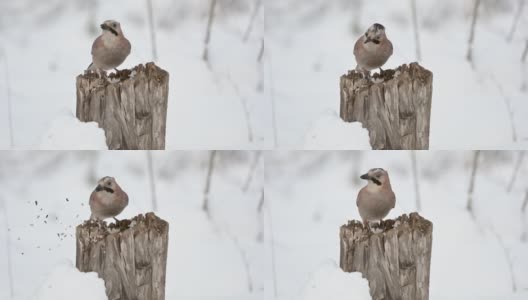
[89,176,129,221]
[87,20,131,72]
[353,23,393,76]
[356,168,396,230]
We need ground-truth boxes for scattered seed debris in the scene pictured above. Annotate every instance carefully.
[35,201,38,206]
[66,198,69,202]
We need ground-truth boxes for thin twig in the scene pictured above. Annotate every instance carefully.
[203,150,217,217]
[256,189,264,242]
[411,151,421,211]
[410,0,421,61]
[507,151,525,192]
[466,0,481,67]
[257,38,264,63]
[522,39,528,91]
[243,0,262,42]
[231,235,254,292]
[227,75,254,143]
[521,191,528,242]
[489,224,517,292]
[203,0,217,67]
[243,151,262,192]
[146,0,158,62]
[1,48,14,148]
[256,39,265,92]
[266,192,278,298]
[0,196,14,298]
[522,39,528,63]
[267,50,279,147]
[467,150,481,218]
[494,80,518,142]
[507,0,526,42]
[146,152,158,211]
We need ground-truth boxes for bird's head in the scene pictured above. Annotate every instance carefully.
[95,176,117,193]
[364,23,386,44]
[100,20,123,36]
[360,168,389,186]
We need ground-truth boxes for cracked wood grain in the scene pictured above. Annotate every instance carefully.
[76,63,169,150]
[340,63,433,150]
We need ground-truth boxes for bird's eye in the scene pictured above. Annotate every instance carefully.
[106,182,111,186]
[112,23,117,28]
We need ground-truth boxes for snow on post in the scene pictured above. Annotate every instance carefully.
[76,213,169,300]
[76,63,169,150]
[339,213,433,300]
[339,63,433,149]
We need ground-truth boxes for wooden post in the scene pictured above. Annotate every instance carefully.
[340,63,433,150]
[339,213,433,300]
[76,63,169,150]
[76,213,169,300]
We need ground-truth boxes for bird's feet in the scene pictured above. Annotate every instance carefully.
[362,220,372,233]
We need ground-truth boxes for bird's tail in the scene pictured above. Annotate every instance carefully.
[86,62,94,71]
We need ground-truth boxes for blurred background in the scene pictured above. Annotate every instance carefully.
[266,0,528,149]
[0,150,264,299]
[266,150,528,299]
[0,0,267,150]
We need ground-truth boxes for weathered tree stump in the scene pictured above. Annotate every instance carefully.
[340,63,433,150]
[339,213,433,300]
[76,63,169,150]
[76,213,169,300]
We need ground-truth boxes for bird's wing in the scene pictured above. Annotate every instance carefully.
[387,39,394,56]
[123,38,131,56]
[353,36,363,57]
[88,190,97,209]
[390,190,396,208]
[356,187,367,207]
[91,36,104,56]
[123,190,129,206]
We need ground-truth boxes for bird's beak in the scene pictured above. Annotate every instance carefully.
[360,173,369,180]
[95,184,104,192]
[100,23,108,30]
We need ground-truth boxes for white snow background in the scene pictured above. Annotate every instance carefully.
[0,0,267,150]
[266,150,528,299]
[0,151,265,299]
[267,0,528,149]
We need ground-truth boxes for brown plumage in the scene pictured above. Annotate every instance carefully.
[89,176,129,220]
[353,23,393,74]
[356,168,396,227]
[88,20,131,71]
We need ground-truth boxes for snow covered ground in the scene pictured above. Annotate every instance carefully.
[0,0,267,150]
[267,0,528,149]
[265,150,528,299]
[0,151,264,299]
